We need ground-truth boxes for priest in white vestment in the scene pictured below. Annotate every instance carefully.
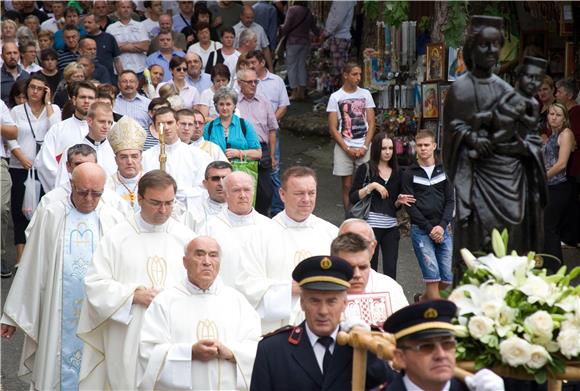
[138,236,261,391]
[26,145,132,238]
[105,116,147,212]
[190,109,228,161]
[78,170,197,390]
[236,166,338,333]
[206,171,272,287]
[141,107,212,204]
[54,102,118,188]
[183,160,232,234]
[331,232,408,314]
[35,81,97,191]
[1,163,124,390]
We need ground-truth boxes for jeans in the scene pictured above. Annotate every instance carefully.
[270,128,283,216]
[410,224,453,283]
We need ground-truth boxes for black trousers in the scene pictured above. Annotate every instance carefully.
[9,167,43,245]
[371,226,400,280]
[255,143,273,216]
[543,181,574,262]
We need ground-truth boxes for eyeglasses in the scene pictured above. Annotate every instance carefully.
[143,198,174,208]
[208,175,226,182]
[73,186,104,198]
[399,339,457,354]
[239,79,259,85]
[174,67,187,72]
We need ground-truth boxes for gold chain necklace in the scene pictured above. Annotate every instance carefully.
[117,172,140,207]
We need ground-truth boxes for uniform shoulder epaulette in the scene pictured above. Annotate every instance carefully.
[261,325,293,339]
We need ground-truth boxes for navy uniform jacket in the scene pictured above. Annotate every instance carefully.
[250,322,393,391]
[385,375,468,391]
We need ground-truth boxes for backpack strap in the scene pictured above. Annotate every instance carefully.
[207,120,214,139]
[240,117,247,136]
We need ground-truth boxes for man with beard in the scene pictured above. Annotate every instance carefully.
[1,42,30,105]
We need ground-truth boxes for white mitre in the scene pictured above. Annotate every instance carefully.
[108,116,147,153]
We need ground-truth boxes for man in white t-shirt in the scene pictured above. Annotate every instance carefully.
[106,1,149,75]
[327,62,375,212]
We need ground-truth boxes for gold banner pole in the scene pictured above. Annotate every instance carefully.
[158,123,166,172]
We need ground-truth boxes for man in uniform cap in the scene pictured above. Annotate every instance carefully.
[383,300,504,391]
[251,255,392,391]
[106,116,147,212]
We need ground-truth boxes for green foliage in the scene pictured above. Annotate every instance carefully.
[443,1,469,48]
[419,16,430,32]
[363,1,409,28]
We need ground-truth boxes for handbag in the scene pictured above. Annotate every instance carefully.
[348,163,371,219]
[22,167,41,220]
[230,159,259,206]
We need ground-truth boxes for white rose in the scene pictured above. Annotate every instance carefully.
[527,345,550,369]
[557,322,580,359]
[524,311,554,339]
[481,300,503,319]
[499,336,532,367]
[468,316,495,340]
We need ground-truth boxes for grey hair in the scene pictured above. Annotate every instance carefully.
[213,86,238,106]
[239,28,257,46]
[67,143,97,162]
[236,67,256,84]
[339,218,377,241]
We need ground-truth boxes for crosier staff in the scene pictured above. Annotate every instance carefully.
[158,123,166,172]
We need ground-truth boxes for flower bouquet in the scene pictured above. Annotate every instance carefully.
[450,229,580,384]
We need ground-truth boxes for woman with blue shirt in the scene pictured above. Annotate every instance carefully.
[203,87,262,161]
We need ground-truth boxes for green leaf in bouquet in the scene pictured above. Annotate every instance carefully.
[533,370,547,384]
[480,334,499,348]
[505,290,524,308]
[501,228,509,251]
[549,356,567,375]
[544,266,567,285]
[560,266,580,287]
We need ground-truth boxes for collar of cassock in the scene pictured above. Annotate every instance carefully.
[207,198,226,215]
[278,210,315,228]
[85,135,105,147]
[135,212,170,233]
[191,137,205,147]
[183,277,220,295]
[165,140,181,152]
[226,208,255,226]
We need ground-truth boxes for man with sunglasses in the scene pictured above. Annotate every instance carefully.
[78,170,196,390]
[183,160,232,234]
[1,163,125,390]
[383,300,504,391]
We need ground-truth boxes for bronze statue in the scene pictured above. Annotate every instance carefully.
[443,16,548,276]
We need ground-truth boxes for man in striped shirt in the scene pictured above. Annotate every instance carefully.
[114,70,151,131]
[57,24,80,72]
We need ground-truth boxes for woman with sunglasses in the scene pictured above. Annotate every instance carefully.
[8,73,61,268]
[203,86,261,163]
[349,132,415,280]
[155,56,200,109]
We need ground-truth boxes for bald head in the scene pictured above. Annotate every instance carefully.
[183,236,221,290]
[223,171,254,215]
[240,5,255,27]
[339,219,377,254]
[70,162,107,213]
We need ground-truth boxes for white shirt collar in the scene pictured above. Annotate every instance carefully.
[402,375,451,391]
[191,137,205,147]
[207,198,226,214]
[304,323,339,349]
[278,210,314,228]
[226,208,255,226]
[136,211,170,232]
[183,277,220,295]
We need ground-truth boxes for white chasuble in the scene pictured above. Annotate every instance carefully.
[106,172,142,212]
[236,211,338,333]
[206,208,273,287]
[78,214,196,391]
[1,199,124,390]
[138,279,261,390]
[182,193,227,235]
[61,208,99,390]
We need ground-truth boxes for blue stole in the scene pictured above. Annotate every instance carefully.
[61,208,99,390]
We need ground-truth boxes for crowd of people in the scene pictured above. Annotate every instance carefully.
[0,1,578,391]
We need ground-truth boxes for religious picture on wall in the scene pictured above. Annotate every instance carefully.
[448,47,467,81]
[422,82,439,119]
[338,98,369,141]
[427,43,445,81]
